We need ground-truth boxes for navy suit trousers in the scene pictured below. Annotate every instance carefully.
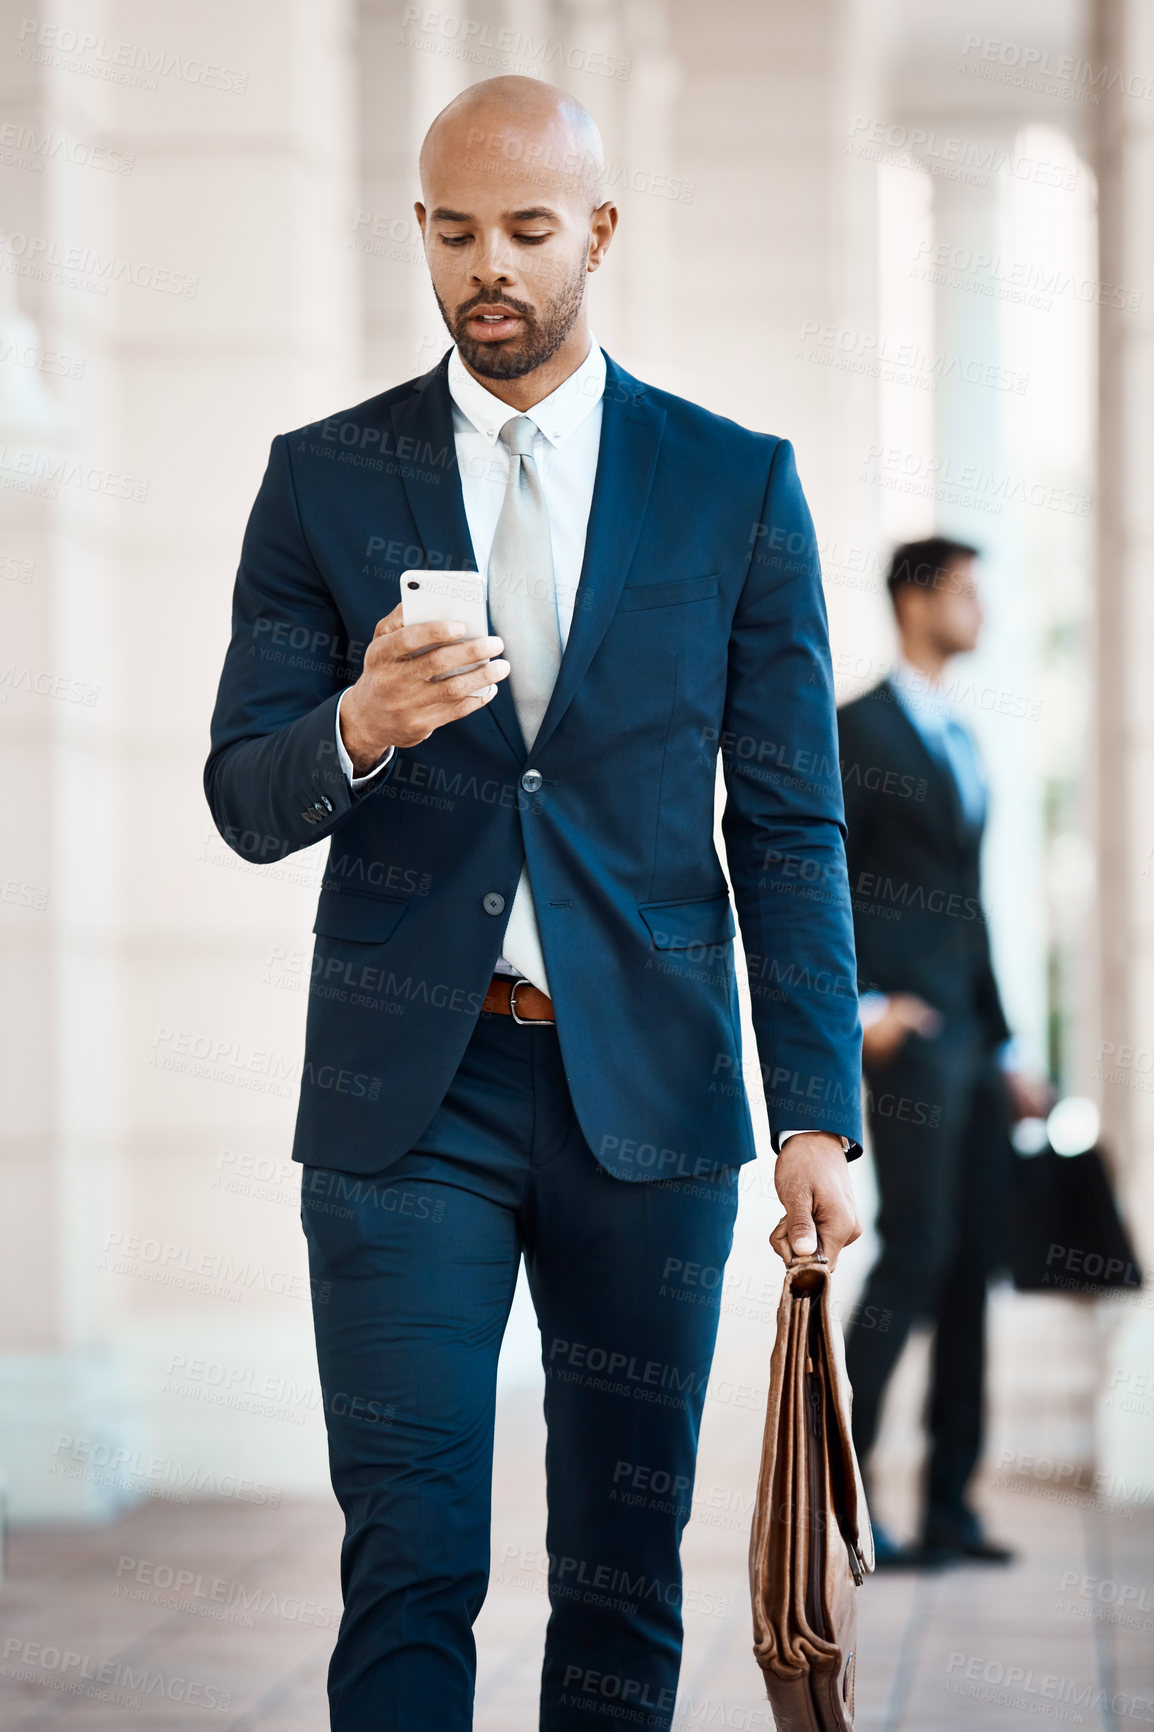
[845,1022,1011,1542]
[302,1008,740,1731]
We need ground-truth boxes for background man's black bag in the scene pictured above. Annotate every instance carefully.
[1009,1141,1142,1296]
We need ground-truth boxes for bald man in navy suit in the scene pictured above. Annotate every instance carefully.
[207,76,864,1732]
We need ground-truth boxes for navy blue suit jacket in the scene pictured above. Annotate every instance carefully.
[205,352,863,1178]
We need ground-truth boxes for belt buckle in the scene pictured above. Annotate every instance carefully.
[509,977,553,1026]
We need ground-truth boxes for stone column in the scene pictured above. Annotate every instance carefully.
[1091,0,1154,1496]
[926,143,1049,1066]
[0,0,142,1520]
[0,0,363,1519]
[661,0,885,654]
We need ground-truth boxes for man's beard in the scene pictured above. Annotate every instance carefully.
[437,262,586,381]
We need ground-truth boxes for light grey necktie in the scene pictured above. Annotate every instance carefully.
[486,415,562,996]
[937,716,987,828]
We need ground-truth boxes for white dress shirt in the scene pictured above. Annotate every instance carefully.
[335,341,837,1149]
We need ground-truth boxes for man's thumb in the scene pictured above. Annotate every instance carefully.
[787,1197,818,1258]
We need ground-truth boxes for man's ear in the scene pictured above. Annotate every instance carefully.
[587,201,618,272]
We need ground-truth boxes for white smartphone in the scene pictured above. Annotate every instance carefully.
[400,569,492,686]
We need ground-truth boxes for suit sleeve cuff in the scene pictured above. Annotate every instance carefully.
[336,687,395,787]
[858,992,890,1030]
[778,1130,852,1154]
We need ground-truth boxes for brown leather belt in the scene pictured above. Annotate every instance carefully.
[482,974,556,1024]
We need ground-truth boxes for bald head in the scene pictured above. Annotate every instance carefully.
[414,76,617,400]
[420,76,605,212]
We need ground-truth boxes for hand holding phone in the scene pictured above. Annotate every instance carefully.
[338,573,510,772]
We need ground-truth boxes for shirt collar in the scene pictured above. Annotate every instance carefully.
[890,656,953,728]
[446,337,606,449]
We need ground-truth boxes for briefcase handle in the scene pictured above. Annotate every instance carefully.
[783,1246,829,1294]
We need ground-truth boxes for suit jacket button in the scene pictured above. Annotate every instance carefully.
[482,892,505,915]
[302,808,320,825]
[319,794,334,813]
[520,768,543,794]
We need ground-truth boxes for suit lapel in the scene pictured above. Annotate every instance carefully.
[390,351,666,766]
[390,357,525,761]
[530,356,666,758]
[390,354,473,569]
[880,680,970,851]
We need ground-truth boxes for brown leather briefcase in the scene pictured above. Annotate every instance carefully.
[749,1253,874,1729]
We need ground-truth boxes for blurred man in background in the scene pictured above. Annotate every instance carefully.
[838,537,1050,1569]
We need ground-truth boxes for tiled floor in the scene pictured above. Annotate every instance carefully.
[2,1381,1151,1731]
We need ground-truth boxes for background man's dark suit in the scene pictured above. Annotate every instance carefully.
[838,678,1013,1551]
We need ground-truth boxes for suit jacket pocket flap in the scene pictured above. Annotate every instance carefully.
[617,574,720,611]
[637,892,735,950]
[313,887,411,943]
